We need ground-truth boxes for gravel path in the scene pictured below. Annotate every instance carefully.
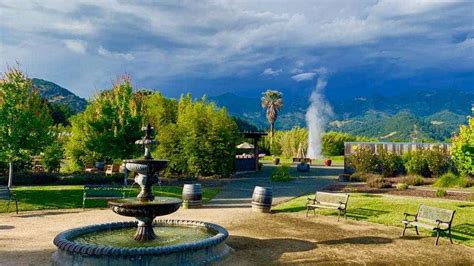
[209,164,340,208]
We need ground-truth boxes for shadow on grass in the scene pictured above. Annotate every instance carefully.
[226,235,316,263]
[272,206,306,213]
[318,236,392,245]
[451,223,474,242]
[346,208,389,220]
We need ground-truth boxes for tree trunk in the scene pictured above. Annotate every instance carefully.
[270,123,274,146]
[8,162,13,188]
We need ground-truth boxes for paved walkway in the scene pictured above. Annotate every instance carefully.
[207,164,341,208]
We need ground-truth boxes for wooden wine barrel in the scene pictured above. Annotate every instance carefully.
[182,184,202,208]
[251,186,272,213]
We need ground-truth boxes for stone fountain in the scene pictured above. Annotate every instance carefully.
[52,124,230,265]
[109,123,180,242]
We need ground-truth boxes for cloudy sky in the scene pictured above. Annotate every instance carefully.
[0,0,473,99]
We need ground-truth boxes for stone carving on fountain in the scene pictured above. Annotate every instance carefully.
[108,123,182,242]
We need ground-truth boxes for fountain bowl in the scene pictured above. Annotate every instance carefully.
[124,159,168,175]
[109,197,181,218]
[52,219,231,266]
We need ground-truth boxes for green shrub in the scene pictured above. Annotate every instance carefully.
[451,117,474,176]
[396,183,409,190]
[349,147,380,174]
[404,150,431,177]
[425,146,452,177]
[367,175,392,188]
[378,150,405,177]
[270,164,291,182]
[434,172,469,188]
[402,175,424,186]
[436,188,447,197]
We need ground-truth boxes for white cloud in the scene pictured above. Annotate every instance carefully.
[292,72,316,82]
[63,40,87,54]
[0,0,472,97]
[262,68,282,76]
[98,46,134,61]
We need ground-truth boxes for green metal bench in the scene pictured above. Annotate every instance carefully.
[401,204,455,245]
[82,185,125,209]
[306,191,349,221]
[0,186,19,214]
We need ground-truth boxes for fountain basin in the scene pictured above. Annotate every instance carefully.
[109,197,181,218]
[124,159,169,175]
[52,220,231,266]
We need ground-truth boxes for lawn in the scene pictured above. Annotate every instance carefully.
[262,155,344,165]
[0,185,220,213]
[274,193,474,246]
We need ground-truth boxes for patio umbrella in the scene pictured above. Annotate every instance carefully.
[296,142,306,159]
[236,142,255,149]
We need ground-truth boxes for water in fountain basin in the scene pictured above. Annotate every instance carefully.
[73,225,214,248]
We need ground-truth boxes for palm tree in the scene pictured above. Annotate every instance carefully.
[261,90,283,144]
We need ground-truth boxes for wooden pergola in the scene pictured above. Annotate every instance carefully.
[240,131,268,171]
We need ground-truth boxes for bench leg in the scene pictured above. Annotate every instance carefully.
[6,200,10,213]
[415,226,419,235]
[337,210,341,222]
[448,229,453,244]
[306,206,309,217]
[15,199,18,214]
[435,230,440,245]
[401,224,407,236]
[82,197,86,210]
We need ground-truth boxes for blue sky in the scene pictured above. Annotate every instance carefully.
[0,0,473,99]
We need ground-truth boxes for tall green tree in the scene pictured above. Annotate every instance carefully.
[155,94,238,176]
[0,67,53,187]
[261,90,283,144]
[65,76,144,170]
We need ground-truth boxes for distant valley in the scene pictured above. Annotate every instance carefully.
[32,78,472,142]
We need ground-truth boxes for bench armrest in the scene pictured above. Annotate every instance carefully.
[435,219,451,226]
[306,197,316,204]
[403,212,416,221]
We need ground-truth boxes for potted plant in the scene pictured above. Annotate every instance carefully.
[297,162,310,172]
[272,156,280,165]
[323,159,332,166]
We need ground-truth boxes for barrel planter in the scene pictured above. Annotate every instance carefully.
[297,163,310,172]
[251,186,272,213]
[182,184,202,208]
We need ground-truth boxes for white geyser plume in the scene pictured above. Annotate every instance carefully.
[306,76,333,159]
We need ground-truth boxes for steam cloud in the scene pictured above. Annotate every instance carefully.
[306,77,333,159]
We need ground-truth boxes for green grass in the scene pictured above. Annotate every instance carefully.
[262,155,344,165]
[0,185,220,213]
[274,193,474,246]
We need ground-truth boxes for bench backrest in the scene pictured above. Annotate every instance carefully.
[84,185,124,198]
[316,192,349,205]
[0,186,12,200]
[417,204,455,224]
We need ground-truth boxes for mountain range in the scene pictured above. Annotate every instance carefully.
[32,78,472,141]
[207,89,473,141]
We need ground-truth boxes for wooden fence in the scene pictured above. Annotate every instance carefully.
[343,142,451,173]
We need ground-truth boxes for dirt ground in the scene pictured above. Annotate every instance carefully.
[0,206,473,265]
[327,183,474,202]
